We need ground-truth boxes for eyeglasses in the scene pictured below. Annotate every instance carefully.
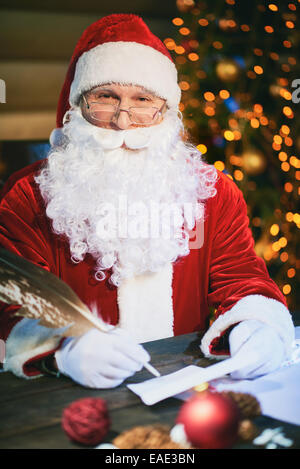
[81,94,163,126]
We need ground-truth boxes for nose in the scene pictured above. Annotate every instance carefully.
[113,108,132,130]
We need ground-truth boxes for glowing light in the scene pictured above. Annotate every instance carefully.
[179,27,190,35]
[272,142,281,151]
[204,91,215,101]
[265,26,274,33]
[198,18,209,26]
[214,161,225,171]
[270,224,280,236]
[247,71,256,79]
[283,40,292,48]
[189,40,199,48]
[230,155,243,166]
[268,4,278,11]
[254,104,263,114]
[283,106,293,117]
[293,214,300,224]
[204,106,215,116]
[179,81,190,90]
[241,24,250,31]
[281,125,290,135]
[280,252,288,262]
[254,48,263,56]
[189,98,200,107]
[278,237,287,247]
[251,118,260,128]
[254,65,264,74]
[281,162,290,172]
[164,38,176,50]
[234,170,244,181]
[274,135,283,144]
[224,130,235,141]
[188,53,199,61]
[281,89,292,100]
[260,116,268,125]
[196,70,207,79]
[286,212,293,222]
[287,268,296,278]
[272,242,281,252]
[284,183,293,193]
[219,89,230,99]
[197,144,208,154]
[279,151,288,161]
[285,21,294,29]
[175,45,185,54]
[213,41,223,49]
[283,284,291,295]
[172,18,184,26]
[285,137,293,146]
[252,217,261,226]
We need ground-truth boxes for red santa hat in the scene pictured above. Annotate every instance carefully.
[50,14,181,146]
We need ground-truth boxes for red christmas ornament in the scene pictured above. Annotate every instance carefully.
[62,397,111,446]
[176,391,241,449]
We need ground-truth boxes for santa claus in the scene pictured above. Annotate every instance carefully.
[0,14,294,388]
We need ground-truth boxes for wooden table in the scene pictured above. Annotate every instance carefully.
[0,331,299,449]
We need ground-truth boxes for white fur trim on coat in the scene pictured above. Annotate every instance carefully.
[69,42,181,110]
[117,263,174,343]
[200,294,295,359]
[3,318,64,379]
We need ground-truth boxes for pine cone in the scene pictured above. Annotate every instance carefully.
[238,419,259,441]
[221,391,261,418]
[112,424,192,449]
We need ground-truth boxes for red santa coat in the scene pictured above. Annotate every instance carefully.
[0,159,294,379]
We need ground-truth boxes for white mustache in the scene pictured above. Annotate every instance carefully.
[95,126,152,150]
[62,107,179,151]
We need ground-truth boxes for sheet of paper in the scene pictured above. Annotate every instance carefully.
[128,327,300,425]
[177,327,300,426]
[127,346,257,405]
[208,327,300,426]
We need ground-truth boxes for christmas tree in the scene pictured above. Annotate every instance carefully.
[165,0,299,314]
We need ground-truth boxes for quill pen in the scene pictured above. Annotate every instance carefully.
[0,248,160,377]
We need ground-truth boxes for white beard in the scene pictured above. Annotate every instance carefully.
[35,107,218,286]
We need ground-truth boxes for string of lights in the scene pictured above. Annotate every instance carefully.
[165,0,299,311]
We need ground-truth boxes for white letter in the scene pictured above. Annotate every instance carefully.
[291,78,300,104]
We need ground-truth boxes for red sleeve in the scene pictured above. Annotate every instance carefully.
[201,171,293,357]
[208,172,287,314]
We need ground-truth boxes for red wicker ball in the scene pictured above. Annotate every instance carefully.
[62,397,111,446]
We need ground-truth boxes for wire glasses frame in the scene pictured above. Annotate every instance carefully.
[81,94,164,126]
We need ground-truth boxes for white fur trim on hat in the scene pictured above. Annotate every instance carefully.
[200,294,295,359]
[69,42,181,109]
[117,263,174,343]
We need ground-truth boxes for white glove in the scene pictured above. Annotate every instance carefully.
[228,320,286,380]
[55,328,151,389]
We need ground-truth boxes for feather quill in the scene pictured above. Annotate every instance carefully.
[0,248,111,336]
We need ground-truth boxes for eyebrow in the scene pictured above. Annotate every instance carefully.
[91,85,160,99]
